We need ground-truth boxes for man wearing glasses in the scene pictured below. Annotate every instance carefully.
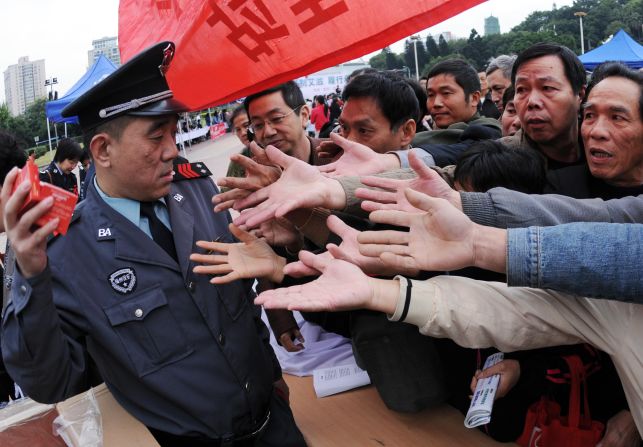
[244,81,325,165]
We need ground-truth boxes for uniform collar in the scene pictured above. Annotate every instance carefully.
[93,176,168,230]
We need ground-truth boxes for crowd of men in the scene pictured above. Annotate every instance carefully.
[0,37,641,447]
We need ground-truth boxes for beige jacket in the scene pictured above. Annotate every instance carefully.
[389,275,643,436]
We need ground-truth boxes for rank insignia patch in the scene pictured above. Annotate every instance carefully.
[173,162,212,181]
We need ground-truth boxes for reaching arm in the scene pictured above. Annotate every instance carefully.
[507,222,643,302]
[461,189,643,229]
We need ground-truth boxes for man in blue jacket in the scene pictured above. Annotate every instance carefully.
[1,41,304,446]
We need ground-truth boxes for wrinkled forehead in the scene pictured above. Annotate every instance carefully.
[585,77,642,118]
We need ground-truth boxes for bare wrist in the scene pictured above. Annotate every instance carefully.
[324,178,347,210]
[383,153,402,170]
[366,277,399,315]
[271,255,287,283]
[472,224,507,273]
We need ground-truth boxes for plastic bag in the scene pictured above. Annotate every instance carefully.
[0,397,66,446]
[53,388,103,447]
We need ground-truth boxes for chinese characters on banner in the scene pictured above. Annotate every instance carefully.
[120,0,486,109]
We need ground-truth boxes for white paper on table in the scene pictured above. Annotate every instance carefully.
[464,352,504,428]
[313,360,371,398]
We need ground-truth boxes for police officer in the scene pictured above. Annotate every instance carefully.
[39,138,83,195]
[1,42,305,446]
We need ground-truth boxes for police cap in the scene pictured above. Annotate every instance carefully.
[62,41,187,129]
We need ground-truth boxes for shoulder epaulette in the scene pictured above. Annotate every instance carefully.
[173,162,212,181]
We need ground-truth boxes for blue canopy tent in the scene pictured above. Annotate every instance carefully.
[45,55,117,124]
[579,29,643,70]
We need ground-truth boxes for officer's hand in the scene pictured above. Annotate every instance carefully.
[279,328,305,352]
[1,168,58,279]
[191,224,286,284]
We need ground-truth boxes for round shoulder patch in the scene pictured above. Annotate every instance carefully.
[109,268,137,294]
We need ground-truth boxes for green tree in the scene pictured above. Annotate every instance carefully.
[383,47,404,69]
[425,35,440,58]
[462,28,489,70]
[403,39,429,77]
[369,51,388,70]
[438,35,450,56]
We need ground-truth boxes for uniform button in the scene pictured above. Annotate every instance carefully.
[20,285,27,294]
[134,308,143,318]
[218,333,226,345]
[187,281,195,292]
[244,381,250,392]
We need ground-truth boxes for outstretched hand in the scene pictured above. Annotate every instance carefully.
[316,132,401,177]
[255,251,377,312]
[2,168,58,279]
[191,224,286,284]
[357,149,461,213]
[213,142,282,212]
[358,188,476,273]
[232,146,345,229]
[324,215,419,277]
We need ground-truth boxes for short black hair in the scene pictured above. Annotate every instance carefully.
[454,140,546,193]
[502,85,515,108]
[243,81,305,115]
[346,67,379,84]
[426,59,481,98]
[53,138,83,163]
[342,72,419,131]
[402,77,428,124]
[585,61,643,122]
[79,148,91,163]
[229,104,248,127]
[82,115,135,151]
[0,131,27,184]
[511,43,586,94]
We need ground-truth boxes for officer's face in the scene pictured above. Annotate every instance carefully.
[96,115,179,201]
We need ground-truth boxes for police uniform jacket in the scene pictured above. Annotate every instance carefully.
[1,175,281,438]
[40,161,79,195]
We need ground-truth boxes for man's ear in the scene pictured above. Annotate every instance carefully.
[399,119,416,147]
[299,105,310,129]
[89,133,112,168]
[469,91,481,109]
[577,85,587,105]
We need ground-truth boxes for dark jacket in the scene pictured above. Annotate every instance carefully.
[2,176,280,438]
[39,161,78,195]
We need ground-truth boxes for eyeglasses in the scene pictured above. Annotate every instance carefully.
[249,105,303,133]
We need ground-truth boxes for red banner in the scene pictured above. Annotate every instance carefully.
[210,122,227,140]
[119,0,485,110]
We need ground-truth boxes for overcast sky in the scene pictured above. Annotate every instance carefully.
[1,0,575,104]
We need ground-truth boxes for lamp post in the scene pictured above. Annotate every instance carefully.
[410,35,421,80]
[574,11,587,54]
[44,77,59,154]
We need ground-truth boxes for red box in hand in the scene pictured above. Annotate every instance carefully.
[12,156,77,235]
